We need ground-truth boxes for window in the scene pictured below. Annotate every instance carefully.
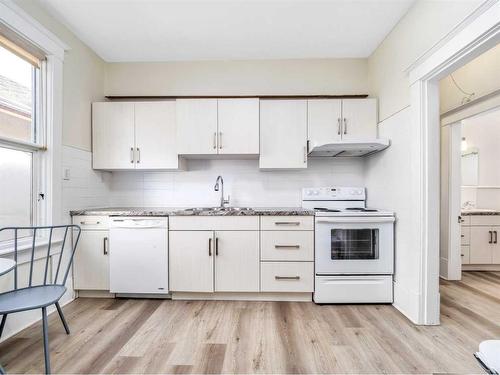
[0,34,44,240]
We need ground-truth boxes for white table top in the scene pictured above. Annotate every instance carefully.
[0,258,16,276]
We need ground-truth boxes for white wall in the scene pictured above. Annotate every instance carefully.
[440,43,500,114]
[105,59,369,96]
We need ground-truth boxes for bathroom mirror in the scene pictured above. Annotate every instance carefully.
[461,149,479,186]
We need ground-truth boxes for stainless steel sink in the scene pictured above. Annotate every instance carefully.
[179,207,254,214]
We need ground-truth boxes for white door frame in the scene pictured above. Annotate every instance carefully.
[406,0,500,325]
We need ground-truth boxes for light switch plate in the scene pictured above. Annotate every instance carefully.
[63,167,71,180]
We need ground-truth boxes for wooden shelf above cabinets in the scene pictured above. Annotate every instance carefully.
[105,94,369,100]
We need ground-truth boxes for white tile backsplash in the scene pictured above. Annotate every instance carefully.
[62,148,366,212]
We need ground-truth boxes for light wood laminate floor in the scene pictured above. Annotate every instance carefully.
[1,271,499,374]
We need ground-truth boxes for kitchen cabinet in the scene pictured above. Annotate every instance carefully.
[470,227,494,264]
[92,101,182,170]
[92,102,135,170]
[259,100,308,169]
[307,98,377,148]
[176,99,218,155]
[72,216,110,290]
[176,98,259,155]
[169,230,214,292]
[217,99,259,155]
[214,231,259,292]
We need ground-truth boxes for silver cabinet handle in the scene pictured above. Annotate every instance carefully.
[215,237,219,256]
[461,234,465,238]
[103,237,108,255]
[136,147,140,163]
[130,147,134,163]
[274,245,300,249]
[208,237,212,256]
[337,118,341,135]
[275,276,300,280]
[303,146,307,163]
[218,132,223,149]
[213,132,217,149]
[495,231,498,244]
[489,231,493,244]
[275,222,300,226]
[80,221,100,225]
[343,118,347,134]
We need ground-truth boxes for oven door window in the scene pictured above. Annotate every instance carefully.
[331,229,379,260]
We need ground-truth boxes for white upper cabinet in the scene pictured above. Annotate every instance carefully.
[341,99,377,141]
[92,101,181,170]
[217,99,259,155]
[92,102,135,170]
[307,98,377,147]
[307,99,342,148]
[176,99,218,155]
[259,100,308,169]
[135,101,179,169]
[177,98,259,155]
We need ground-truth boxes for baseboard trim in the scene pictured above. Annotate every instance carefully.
[463,265,500,271]
[77,290,116,298]
[172,292,312,302]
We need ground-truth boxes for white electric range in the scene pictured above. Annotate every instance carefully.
[302,187,395,304]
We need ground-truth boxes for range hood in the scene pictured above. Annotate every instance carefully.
[308,139,390,157]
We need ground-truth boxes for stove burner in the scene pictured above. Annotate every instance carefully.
[345,207,378,212]
[314,207,341,212]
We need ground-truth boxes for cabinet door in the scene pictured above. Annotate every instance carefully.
[307,99,342,149]
[217,99,259,155]
[135,101,180,169]
[73,230,109,290]
[176,99,218,154]
[259,100,308,169]
[492,228,500,264]
[169,231,214,292]
[92,102,135,169]
[341,99,377,141]
[469,226,493,264]
[214,231,259,292]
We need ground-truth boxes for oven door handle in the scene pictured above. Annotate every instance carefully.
[316,217,395,224]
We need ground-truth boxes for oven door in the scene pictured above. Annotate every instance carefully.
[315,216,394,275]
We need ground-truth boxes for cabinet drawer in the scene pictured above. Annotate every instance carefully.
[169,216,259,230]
[260,262,314,292]
[461,245,470,265]
[261,231,314,261]
[470,216,500,226]
[461,227,470,245]
[72,216,110,230]
[460,216,470,225]
[260,216,313,231]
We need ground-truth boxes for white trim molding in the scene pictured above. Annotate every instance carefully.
[407,0,500,325]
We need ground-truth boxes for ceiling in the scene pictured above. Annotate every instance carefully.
[38,0,415,62]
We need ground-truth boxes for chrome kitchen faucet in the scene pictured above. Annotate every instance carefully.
[214,175,230,208]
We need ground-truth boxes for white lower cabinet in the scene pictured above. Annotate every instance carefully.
[169,231,214,292]
[260,262,314,292]
[73,216,110,290]
[463,216,500,266]
[215,231,259,292]
[169,227,259,293]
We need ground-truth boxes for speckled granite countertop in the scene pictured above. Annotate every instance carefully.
[462,209,500,216]
[70,207,315,217]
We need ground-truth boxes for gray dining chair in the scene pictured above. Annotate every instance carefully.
[0,225,81,374]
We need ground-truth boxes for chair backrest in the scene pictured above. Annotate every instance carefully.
[0,225,81,291]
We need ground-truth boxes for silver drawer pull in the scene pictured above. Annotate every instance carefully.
[274,222,300,226]
[80,221,100,225]
[275,276,300,280]
[274,245,300,249]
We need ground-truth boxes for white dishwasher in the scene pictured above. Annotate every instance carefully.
[109,217,169,294]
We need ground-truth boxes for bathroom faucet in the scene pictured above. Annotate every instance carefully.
[214,175,230,208]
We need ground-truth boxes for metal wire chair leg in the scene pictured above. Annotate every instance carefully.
[55,302,70,335]
[0,315,7,338]
[41,307,50,374]
[0,364,5,374]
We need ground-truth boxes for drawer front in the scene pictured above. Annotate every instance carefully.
[169,216,259,230]
[260,262,314,292]
[460,216,471,225]
[461,245,470,265]
[461,226,470,245]
[261,231,314,261]
[470,216,500,226]
[261,216,313,231]
[72,216,110,230]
